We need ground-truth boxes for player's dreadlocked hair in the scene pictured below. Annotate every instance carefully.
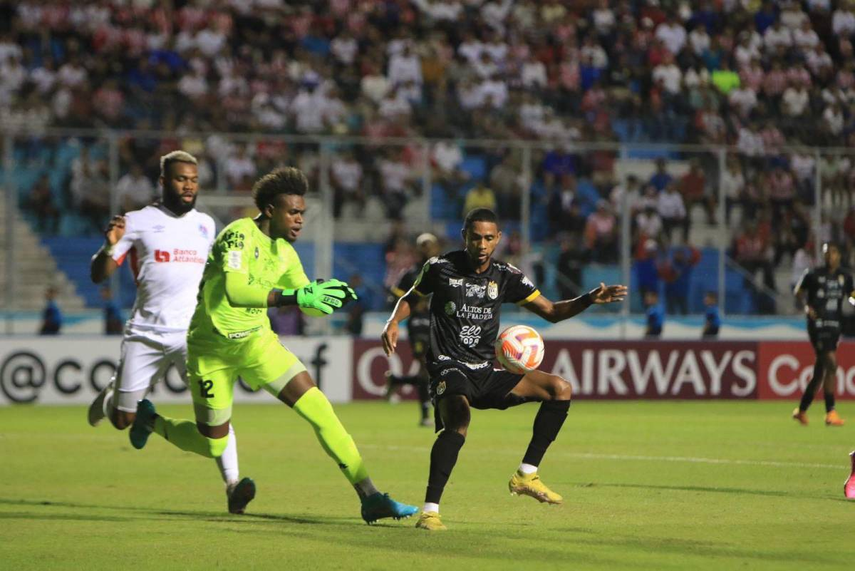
[463,208,499,234]
[159,150,198,178]
[252,167,308,211]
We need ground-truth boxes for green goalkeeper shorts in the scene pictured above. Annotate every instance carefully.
[187,330,306,425]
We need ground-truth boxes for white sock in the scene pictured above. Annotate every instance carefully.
[216,425,239,487]
[423,502,439,514]
[354,477,380,499]
[519,463,538,475]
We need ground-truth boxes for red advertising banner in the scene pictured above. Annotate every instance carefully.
[756,341,855,400]
[351,340,855,401]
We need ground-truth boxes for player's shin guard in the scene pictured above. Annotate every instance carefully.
[425,431,465,504]
[153,416,228,458]
[522,400,571,468]
[292,387,369,486]
[798,362,824,411]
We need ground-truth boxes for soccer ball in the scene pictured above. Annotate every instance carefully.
[495,325,545,374]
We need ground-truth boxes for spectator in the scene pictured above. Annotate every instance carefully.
[116,163,156,213]
[679,159,716,235]
[489,153,519,219]
[433,140,470,199]
[462,181,497,217]
[24,175,59,235]
[584,201,618,263]
[644,290,664,338]
[101,286,123,335]
[722,156,746,224]
[331,150,364,218]
[649,158,673,193]
[657,183,687,242]
[733,221,777,311]
[609,174,642,215]
[40,287,62,335]
[224,145,256,191]
[556,233,588,299]
[636,202,664,243]
[378,150,413,220]
[660,246,701,315]
[344,273,369,336]
[702,292,721,338]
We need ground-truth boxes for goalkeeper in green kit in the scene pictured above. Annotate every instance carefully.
[129,167,418,524]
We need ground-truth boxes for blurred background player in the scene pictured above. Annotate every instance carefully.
[128,167,417,524]
[644,290,664,338]
[86,151,254,514]
[702,292,721,338]
[385,232,441,427]
[101,285,123,335]
[792,243,853,427]
[39,286,62,335]
[383,208,626,531]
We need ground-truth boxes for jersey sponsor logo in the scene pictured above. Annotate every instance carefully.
[456,303,493,321]
[228,250,243,270]
[444,301,457,315]
[437,354,451,361]
[199,224,209,239]
[449,278,463,287]
[459,325,482,347]
[436,380,446,395]
[154,249,170,262]
[522,275,535,288]
[488,281,498,299]
[223,231,246,250]
[463,361,490,370]
[466,283,486,298]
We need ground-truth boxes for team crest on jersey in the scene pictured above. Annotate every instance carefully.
[436,381,446,395]
[444,301,457,315]
[199,224,208,239]
[449,278,463,287]
[466,283,486,298]
[488,281,498,299]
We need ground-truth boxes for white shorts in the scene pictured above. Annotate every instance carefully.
[112,329,187,413]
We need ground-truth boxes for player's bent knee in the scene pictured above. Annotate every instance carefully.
[206,435,230,458]
[550,376,572,401]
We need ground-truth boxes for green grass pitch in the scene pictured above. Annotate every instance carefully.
[1,401,853,570]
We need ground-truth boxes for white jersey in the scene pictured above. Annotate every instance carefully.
[112,204,215,334]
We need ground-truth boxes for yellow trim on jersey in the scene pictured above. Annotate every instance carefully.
[411,287,430,298]
[390,286,406,298]
[516,290,541,305]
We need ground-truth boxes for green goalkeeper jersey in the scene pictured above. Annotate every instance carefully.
[188,217,310,342]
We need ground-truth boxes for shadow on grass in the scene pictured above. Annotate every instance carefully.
[588,481,828,500]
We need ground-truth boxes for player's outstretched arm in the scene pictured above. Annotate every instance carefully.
[224,275,353,314]
[90,215,125,283]
[382,292,415,356]
[522,282,627,324]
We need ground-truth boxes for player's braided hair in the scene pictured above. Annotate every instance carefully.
[252,167,308,211]
[159,150,198,178]
[463,207,499,234]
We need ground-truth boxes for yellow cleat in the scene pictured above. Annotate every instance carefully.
[415,511,446,531]
[826,410,845,426]
[792,408,809,426]
[509,470,563,505]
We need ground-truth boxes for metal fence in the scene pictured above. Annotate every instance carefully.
[3,128,854,334]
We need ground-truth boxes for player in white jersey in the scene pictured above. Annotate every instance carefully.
[86,151,255,514]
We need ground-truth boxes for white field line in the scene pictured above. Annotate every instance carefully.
[362,445,845,471]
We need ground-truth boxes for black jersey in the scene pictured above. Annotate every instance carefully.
[395,264,431,341]
[412,250,540,365]
[795,266,855,329]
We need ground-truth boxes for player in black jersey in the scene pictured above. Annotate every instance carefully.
[385,233,441,427]
[792,243,854,427]
[382,208,626,530]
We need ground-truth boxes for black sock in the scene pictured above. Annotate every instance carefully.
[522,400,571,468]
[798,362,824,412]
[825,391,836,413]
[418,382,430,421]
[425,431,465,504]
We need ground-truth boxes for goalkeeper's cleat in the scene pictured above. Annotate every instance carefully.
[87,381,114,427]
[825,410,845,426]
[845,452,855,499]
[792,408,809,426]
[227,477,256,514]
[360,492,418,524]
[415,511,446,531]
[509,470,563,505]
[129,399,156,450]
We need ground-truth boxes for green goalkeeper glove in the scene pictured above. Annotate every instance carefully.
[276,279,357,315]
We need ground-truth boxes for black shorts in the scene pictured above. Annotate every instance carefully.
[809,324,840,353]
[427,359,526,411]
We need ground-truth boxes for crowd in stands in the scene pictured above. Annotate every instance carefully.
[4,0,855,314]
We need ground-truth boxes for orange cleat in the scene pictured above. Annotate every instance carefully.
[845,452,855,500]
[825,410,845,426]
[792,408,809,426]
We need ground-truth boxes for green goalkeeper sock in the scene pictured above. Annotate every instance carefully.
[153,415,228,459]
[293,387,370,487]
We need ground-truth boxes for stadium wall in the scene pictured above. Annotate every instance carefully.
[2,338,854,405]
